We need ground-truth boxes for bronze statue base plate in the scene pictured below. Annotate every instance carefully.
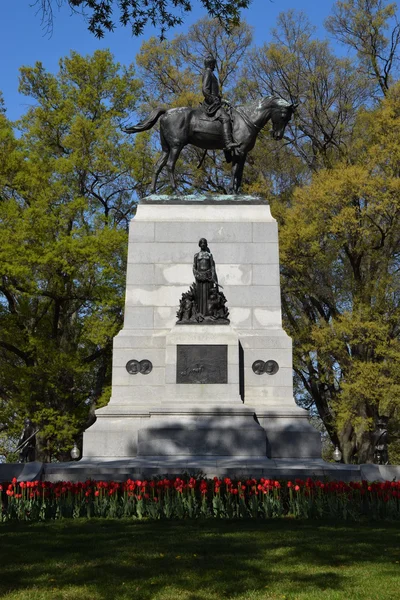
[176,318,230,325]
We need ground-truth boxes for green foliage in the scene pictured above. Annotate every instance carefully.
[38,0,251,38]
[243,10,372,175]
[3,5,400,465]
[0,50,146,460]
[326,0,400,96]
[278,83,400,462]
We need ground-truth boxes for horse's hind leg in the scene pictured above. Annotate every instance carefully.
[151,149,169,193]
[166,146,182,191]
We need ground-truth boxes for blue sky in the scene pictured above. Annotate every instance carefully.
[1,1,338,121]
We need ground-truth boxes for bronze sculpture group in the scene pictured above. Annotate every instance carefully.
[123,54,296,194]
[177,238,229,324]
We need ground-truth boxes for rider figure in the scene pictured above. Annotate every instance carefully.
[202,54,238,152]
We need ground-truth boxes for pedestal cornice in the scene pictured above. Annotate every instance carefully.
[140,194,269,205]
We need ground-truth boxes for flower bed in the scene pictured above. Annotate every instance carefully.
[1,477,400,521]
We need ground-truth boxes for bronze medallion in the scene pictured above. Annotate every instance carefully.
[126,359,140,375]
[252,360,265,375]
[264,360,279,375]
[140,359,153,375]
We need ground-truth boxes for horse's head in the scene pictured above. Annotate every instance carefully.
[270,98,297,140]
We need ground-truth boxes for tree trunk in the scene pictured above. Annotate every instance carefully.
[339,422,356,463]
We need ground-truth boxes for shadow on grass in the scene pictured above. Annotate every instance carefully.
[0,519,399,599]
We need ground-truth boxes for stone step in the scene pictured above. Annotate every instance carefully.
[137,424,266,456]
[5,459,396,484]
[41,458,362,482]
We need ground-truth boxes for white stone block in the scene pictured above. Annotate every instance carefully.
[252,222,278,242]
[128,242,278,265]
[228,368,240,384]
[123,307,154,329]
[113,332,166,349]
[252,264,280,286]
[113,366,165,386]
[126,264,155,285]
[155,222,252,243]
[244,366,293,387]
[165,345,176,365]
[210,243,279,265]
[164,382,241,400]
[109,386,165,402]
[229,308,252,329]
[253,308,282,328]
[227,344,239,365]
[112,348,166,368]
[218,264,252,286]
[243,348,293,369]
[238,333,292,349]
[125,285,187,307]
[128,243,189,264]
[154,264,192,285]
[154,306,177,329]
[166,324,239,345]
[225,285,281,307]
[244,386,294,400]
[129,221,155,242]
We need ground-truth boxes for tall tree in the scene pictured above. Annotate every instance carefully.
[243,10,371,175]
[277,83,400,463]
[0,50,147,460]
[326,0,400,97]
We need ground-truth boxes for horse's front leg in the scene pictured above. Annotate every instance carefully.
[230,158,238,194]
[234,155,246,193]
[230,154,246,194]
[166,146,182,191]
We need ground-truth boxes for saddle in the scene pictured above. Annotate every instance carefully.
[199,99,233,122]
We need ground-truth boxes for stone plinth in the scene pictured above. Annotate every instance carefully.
[83,195,320,460]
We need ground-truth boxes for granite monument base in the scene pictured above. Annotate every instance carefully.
[3,459,400,484]
[83,195,321,461]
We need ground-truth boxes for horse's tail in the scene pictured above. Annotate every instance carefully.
[122,108,166,134]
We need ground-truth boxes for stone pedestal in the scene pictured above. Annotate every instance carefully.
[83,195,320,459]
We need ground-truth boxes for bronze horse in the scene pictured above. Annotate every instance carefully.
[122,96,296,193]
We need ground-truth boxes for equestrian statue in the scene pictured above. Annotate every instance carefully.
[122,54,297,194]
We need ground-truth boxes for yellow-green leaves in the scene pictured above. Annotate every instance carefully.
[279,85,400,462]
[0,50,144,461]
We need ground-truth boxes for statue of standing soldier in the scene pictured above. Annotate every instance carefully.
[372,416,389,465]
[16,418,37,463]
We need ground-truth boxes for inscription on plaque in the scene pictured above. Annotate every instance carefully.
[177,345,228,384]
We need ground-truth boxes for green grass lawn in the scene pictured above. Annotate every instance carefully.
[1,519,399,600]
